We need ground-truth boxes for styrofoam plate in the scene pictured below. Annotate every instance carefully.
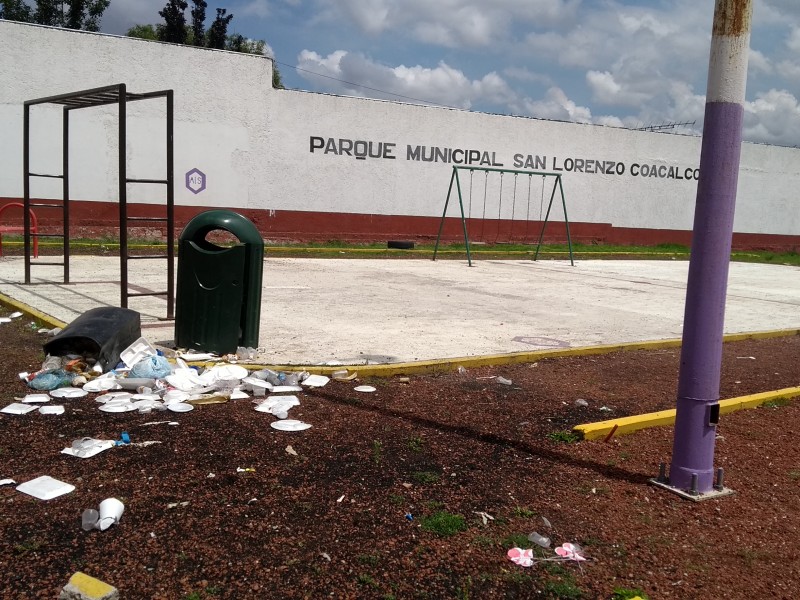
[302,374,330,387]
[354,385,377,393]
[50,387,88,399]
[167,403,194,413]
[39,405,65,415]
[1,402,39,415]
[96,392,133,404]
[22,393,51,403]
[270,419,312,431]
[83,378,121,393]
[98,403,137,413]
[271,385,303,393]
[16,475,75,500]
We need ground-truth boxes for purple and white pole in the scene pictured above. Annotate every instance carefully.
[669,0,752,494]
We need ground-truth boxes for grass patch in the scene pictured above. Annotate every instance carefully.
[512,506,536,518]
[502,533,531,548]
[612,589,649,600]
[372,440,383,465]
[546,430,580,444]
[762,397,793,408]
[356,573,378,587]
[408,436,425,452]
[420,511,468,537]
[411,470,440,484]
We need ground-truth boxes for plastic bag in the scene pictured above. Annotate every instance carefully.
[130,355,173,379]
[28,369,74,391]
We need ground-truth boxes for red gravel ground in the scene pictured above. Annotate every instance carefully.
[1,310,799,600]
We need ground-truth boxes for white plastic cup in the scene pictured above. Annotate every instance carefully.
[81,508,99,531]
[97,497,125,531]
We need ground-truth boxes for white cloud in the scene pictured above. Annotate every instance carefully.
[240,0,272,19]
[514,87,593,124]
[586,70,649,108]
[297,49,516,109]
[744,89,800,146]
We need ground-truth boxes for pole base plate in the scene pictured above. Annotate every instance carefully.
[649,478,735,502]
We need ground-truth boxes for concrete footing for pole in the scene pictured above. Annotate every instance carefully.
[649,478,735,502]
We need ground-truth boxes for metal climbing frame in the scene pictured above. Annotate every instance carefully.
[23,83,175,318]
[432,165,574,266]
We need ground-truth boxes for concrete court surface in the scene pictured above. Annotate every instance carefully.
[0,255,798,366]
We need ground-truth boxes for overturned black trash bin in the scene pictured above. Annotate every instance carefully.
[44,307,141,372]
[174,210,264,355]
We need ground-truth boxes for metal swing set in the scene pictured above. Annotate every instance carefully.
[433,165,574,266]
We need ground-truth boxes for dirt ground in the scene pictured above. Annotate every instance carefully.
[1,308,799,600]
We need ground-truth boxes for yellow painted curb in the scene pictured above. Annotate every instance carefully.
[574,386,800,440]
[0,292,66,329]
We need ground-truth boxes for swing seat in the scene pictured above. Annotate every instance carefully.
[0,203,39,258]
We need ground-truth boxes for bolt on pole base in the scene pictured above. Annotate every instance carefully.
[648,477,734,502]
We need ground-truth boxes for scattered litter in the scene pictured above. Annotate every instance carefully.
[167,403,194,413]
[207,473,215,478]
[0,479,16,486]
[397,377,410,384]
[178,352,216,362]
[507,547,535,567]
[82,377,121,393]
[271,385,303,393]
[62,438,115,458]
[50,387,88,399]
[229,389,250,400]
[270,419,312,432]
[16,475,75,500]
[574,398,589,407]
[474,511,495,525]
[285,445,298,456]
[247,498,258,504]
[167,501,190,509]
[541,516,552,529]
[337,494,345,503]
[496,376,513,386]
[599,406,613,412]
[21,393,50,403]
[237,467,255,473]
[116,431,131,446]
[83,498,125,531]
[120,336,158,369]
[736,356,756,360]
[331,369,358,381]
[98,402,137,413]
[130,355,173,379]
[1,402,39,415]
[402,482,412,489]
[457,366,467,375]
[39,405,65,415]
[405,513,413,521]
[555,542,587,561]
[9,311,23,318]
[301,374,330,387]
[141,420,176,426]
[354,385,376,393]
[186,395,228,406]
[0,317,10,324]
[528,532,551,548]
[321,552,331,562]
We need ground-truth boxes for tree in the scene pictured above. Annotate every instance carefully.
[158,0,187,44]
[206,7,232,50]
[0,0,32,21]
[126,23,160,40]
[189,0,205,47]
[1,0,109,30]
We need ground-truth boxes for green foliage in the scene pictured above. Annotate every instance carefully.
[611,588,649,600]
[126,23,160,40]
[546,430,580,444]
[542,576,583,599]
[206,7,231,49]
[512,506,536,518]
[762,397,792,408]
[189,0,205,46]
[407,436,424,452]
[371,439,383,465]
[158,0,188,44]
[420,511,467,537]
[1,0,108,30]
[502,533,530,548]
[356,573,378,587]
[411,470,439,484]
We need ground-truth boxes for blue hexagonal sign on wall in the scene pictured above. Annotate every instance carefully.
[185,168,206,194]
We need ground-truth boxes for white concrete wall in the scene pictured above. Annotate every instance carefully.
[1,20,799,236]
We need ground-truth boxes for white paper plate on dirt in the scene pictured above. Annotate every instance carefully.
[206,364,249,381]
[271,385,303,393]
[354,385,377,393]
[16,475,75,500]
[301,374,330,387]
[1,402,39,415]
[270,419,312,431]
[22,393,51,404]
[50,387,88,399]
[83,378,121,393]
[39,405,65,415]
[98,403,137,413]
[95,392,133,404]
[167,402,194,413]
[0,317,11,324]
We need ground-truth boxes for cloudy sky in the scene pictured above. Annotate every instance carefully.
[95,0,800,147]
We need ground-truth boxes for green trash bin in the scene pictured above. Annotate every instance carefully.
[175,210,264,354]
